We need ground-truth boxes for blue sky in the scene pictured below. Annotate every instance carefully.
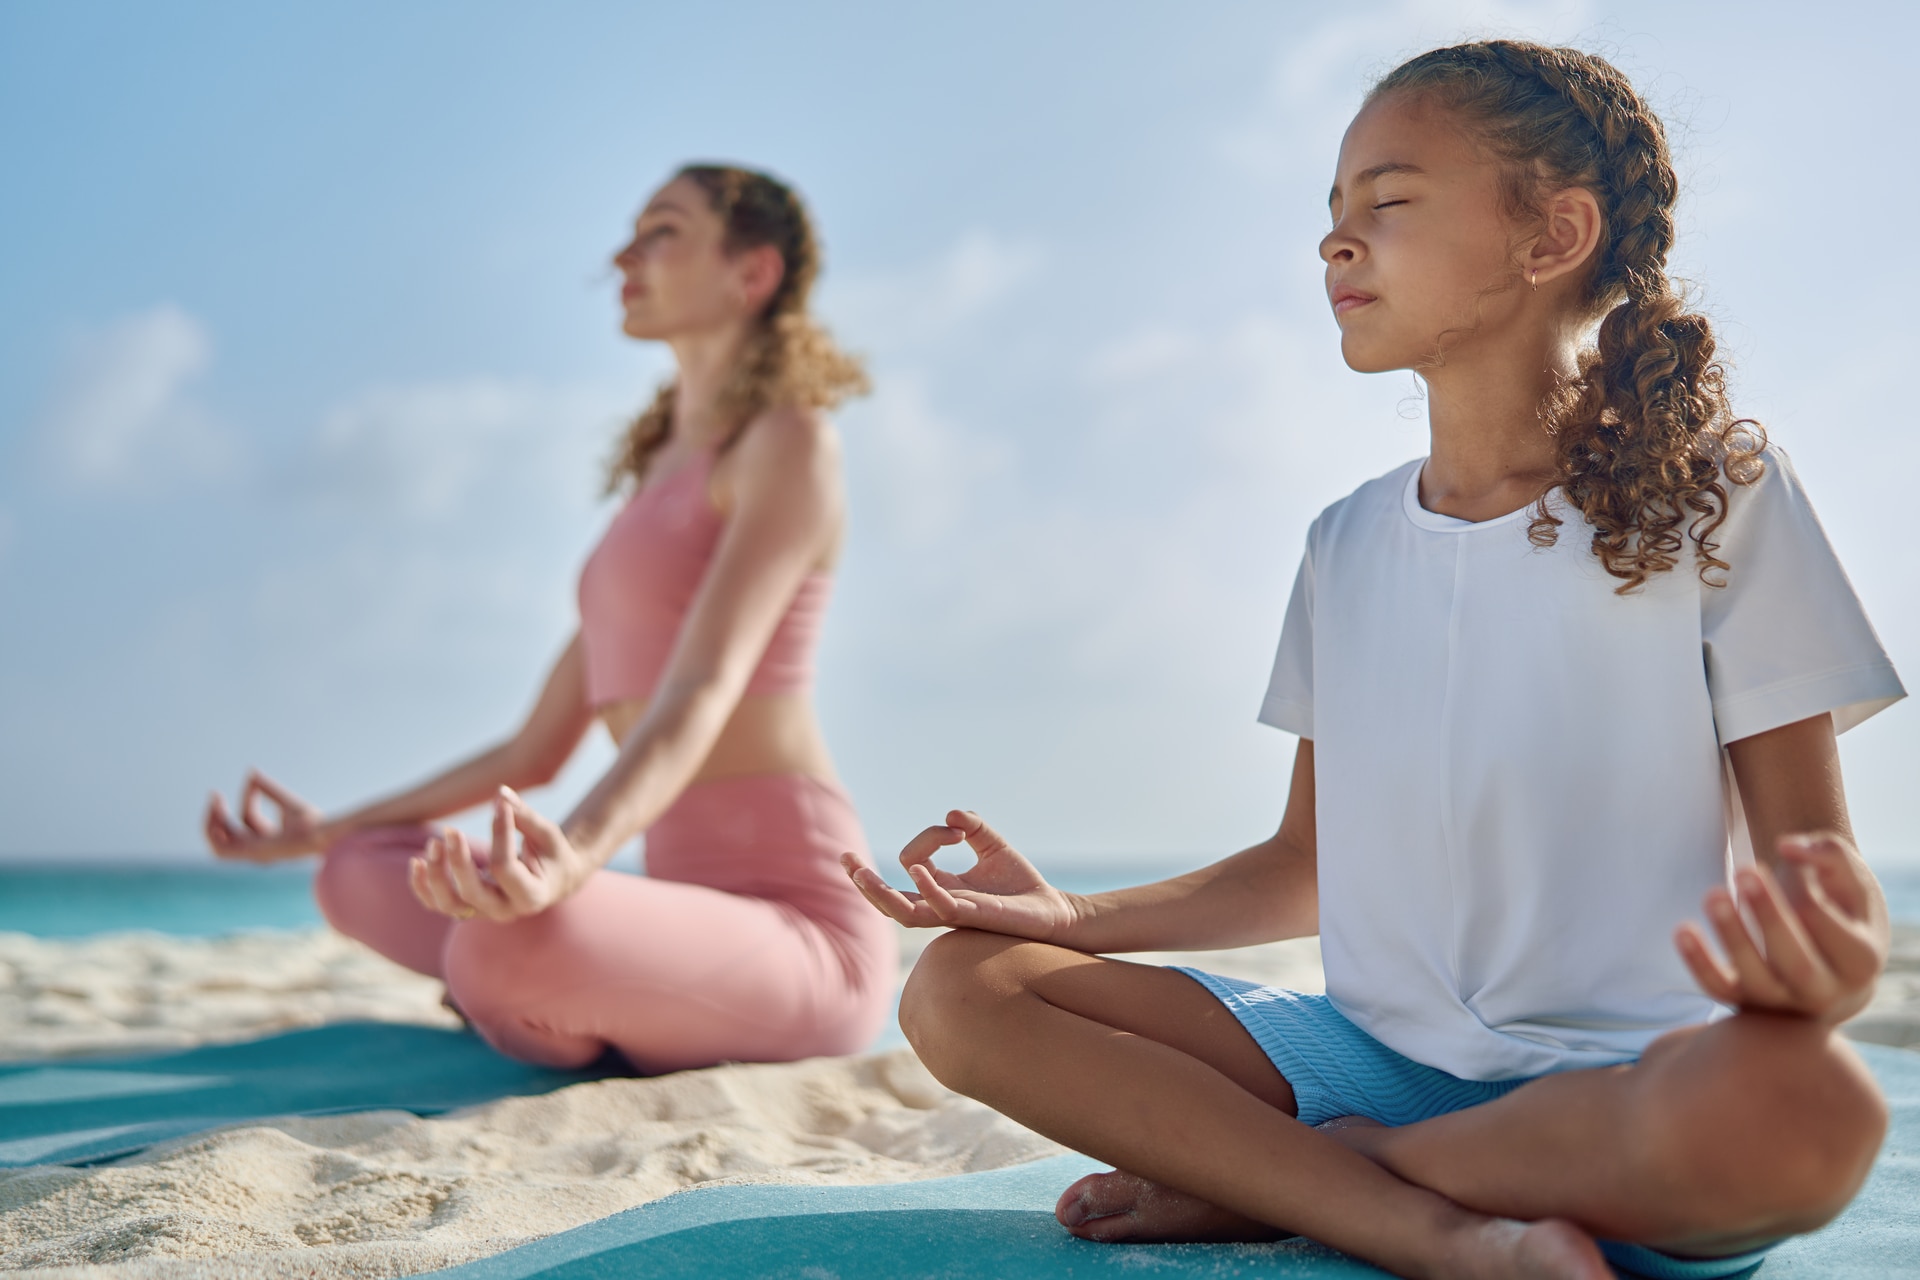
[2,0,1916,872]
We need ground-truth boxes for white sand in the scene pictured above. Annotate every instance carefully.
[1,923,1911,1279]
[0,927,1318,1278]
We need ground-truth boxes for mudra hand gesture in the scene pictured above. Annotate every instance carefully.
[204,771,325,863]
[408,786,594,923]
[840,809,1082,943]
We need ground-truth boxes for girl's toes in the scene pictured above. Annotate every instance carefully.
[1055,1170,1288,1244]
[1055,1170,1149,1231]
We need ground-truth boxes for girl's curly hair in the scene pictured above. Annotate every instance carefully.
[1373,41,1765,591]
[607,164,869,493]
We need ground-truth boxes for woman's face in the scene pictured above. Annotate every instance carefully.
[613,177,757,341]
[1319,93,1524,374]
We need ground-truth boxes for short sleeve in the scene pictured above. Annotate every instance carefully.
[1701,447,1905,743]
[1258,526,1316,737]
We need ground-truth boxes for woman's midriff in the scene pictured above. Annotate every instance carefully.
[597,691,839,786]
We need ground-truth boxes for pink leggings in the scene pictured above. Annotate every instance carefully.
[314,773,897,1073]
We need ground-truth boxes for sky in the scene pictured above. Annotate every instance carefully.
[2,0,1916,873]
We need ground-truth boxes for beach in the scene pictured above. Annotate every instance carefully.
[0,926,1327,1277]
[1,924,1913,1277]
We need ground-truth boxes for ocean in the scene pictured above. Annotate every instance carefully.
[1,859,1918,939]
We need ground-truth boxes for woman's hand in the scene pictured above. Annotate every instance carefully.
[205,771,325,862]
[840,810,1085,944]
[408,787,593,924]
[1675,832,1890,1026]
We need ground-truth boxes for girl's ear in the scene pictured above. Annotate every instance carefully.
[732,243,788,314]
[1524,187,1605,290]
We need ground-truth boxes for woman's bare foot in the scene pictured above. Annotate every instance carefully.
[1054,1169,1290,1243]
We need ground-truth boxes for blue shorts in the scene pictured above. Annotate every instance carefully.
[1175,970,1776,1280]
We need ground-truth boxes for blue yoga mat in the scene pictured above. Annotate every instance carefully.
[421,1044,1920,1280]
[0,1021,607,1167]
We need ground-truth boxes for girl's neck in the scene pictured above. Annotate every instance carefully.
[1416,329,1577,523]
[667,321,753,452]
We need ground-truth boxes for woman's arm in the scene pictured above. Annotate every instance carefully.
[845,738,1320,953]
[408,410,848,922]
[561,408,845,865]
[1675,711,1890,1024]
[205,636,596,861]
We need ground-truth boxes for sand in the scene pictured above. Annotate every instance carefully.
[0,927,1319,1278]
[1,923,1911,1279]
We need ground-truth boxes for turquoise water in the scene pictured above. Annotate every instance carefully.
[1,860,1917,938]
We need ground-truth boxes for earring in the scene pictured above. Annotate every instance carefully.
[1530,269,1539,291]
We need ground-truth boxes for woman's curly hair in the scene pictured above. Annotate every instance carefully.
[607,164,869,493]
[1373,41,1765,592]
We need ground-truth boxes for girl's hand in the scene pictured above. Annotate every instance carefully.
[840,810,1084,944]
[204,771,325,862]
[1675,833,1889,1026]
[408,787,591,923]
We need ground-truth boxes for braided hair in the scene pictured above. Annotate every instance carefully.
[607,164,869,493]
[1373,42,1765,591]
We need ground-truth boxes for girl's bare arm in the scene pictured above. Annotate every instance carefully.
[846,738,1320,953]
[1676,711,1890,1024]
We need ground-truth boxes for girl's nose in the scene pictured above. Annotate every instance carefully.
[1319,227,1358,265]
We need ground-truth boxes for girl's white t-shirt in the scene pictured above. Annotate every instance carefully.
[1264,447,1904,1081]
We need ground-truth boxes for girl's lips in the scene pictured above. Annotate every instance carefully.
[1330,287,1376,316]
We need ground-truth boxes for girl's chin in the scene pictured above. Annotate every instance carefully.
[1336,329,1427,376]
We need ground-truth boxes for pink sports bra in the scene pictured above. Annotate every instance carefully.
[577,451,831,708]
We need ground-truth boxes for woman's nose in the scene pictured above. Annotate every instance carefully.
[1319,228,1356,264]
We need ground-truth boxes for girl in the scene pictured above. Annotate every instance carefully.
[205,164,898,1075]
[844,42,1903,1280]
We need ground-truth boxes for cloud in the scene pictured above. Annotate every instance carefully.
[1217,0,1600,181]
[311,378,629,523]
[826,229,1044,351]
[1082,327,1204,386]
[844,372,1011,544]
[36,305,234,489]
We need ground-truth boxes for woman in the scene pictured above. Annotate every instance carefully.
[205,164,895,1074]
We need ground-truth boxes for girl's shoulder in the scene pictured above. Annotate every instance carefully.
[1309,457,1427,543]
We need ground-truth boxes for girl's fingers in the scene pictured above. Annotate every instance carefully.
[1737,866,1832,1003]
[1675,923,1741,1005]
[1793,873,1884,990]
[910,861,971,924]
[1703,888,1794,1008]
[947,810,1016,861]
[1783,835,1871,922]
[896,824,966,876]
[841,856,938,926]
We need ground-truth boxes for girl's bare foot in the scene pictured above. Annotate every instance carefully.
[1442,1217,1611,1280]
[1054,1169,1290,1243]
[1056,1169,1609,1279]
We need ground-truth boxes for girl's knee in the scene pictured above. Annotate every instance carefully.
[899,929,1036,1082]
[1646,1020,1886,1234]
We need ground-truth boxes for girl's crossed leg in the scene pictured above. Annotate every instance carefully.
[902,929,1885,1280]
